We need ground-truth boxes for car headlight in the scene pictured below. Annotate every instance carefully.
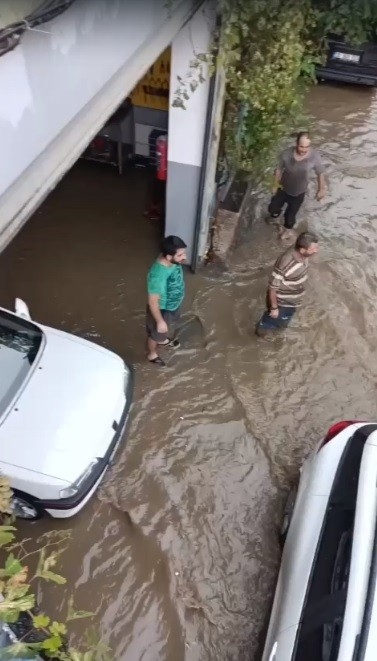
[59,459,99,499]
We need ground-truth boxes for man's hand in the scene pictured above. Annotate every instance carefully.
[316,189,325,201]
[148,294,168,335]
[269,308,279,319]
[157,320,168,334]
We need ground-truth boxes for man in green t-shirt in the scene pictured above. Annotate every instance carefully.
[146,235,187,367]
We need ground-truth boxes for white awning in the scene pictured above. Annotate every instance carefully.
[0,0,204,250]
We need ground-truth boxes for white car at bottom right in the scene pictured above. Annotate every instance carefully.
[263,420,377,661]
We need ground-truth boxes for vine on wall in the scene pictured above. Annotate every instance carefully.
[219,0,311,178]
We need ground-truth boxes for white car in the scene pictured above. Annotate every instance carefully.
[0,299,133,520]
[263,420,377,661]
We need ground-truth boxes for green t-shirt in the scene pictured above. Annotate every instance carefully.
[147,261,185,311]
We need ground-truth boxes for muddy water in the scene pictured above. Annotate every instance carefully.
[1,83,377,660]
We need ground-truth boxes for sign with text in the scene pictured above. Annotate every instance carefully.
[131,47,171,111]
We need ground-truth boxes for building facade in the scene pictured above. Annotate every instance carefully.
[0,0,223,266]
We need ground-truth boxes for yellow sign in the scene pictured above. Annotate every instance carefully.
[131,47,171,111]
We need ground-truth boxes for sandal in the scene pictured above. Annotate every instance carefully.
[157,338,181,349]
[148,356,166,367]
[168,338,180,349]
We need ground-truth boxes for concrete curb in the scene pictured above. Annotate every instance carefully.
[212,179,252,268]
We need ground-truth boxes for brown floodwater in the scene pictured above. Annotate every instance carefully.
[1,83,377,660]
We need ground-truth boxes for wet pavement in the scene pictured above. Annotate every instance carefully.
[1,83,377,660]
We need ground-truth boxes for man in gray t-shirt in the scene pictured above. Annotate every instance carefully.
[268,132,325,236]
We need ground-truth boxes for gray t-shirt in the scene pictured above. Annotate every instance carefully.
[279,147,324,197]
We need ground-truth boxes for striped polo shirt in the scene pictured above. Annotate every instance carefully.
[268,247,308,308]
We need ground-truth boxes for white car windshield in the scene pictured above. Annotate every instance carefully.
[0,310,42,416]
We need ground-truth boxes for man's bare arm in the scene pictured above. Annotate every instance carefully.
[148,294,164,324]
[316,172,326,199]
[268,286,278,310]
[268,287,279,318]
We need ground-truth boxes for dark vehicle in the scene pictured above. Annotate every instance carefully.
[316,35,377,86]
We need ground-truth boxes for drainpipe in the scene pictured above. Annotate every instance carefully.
[191,15,226,273]
[191,68,216,272]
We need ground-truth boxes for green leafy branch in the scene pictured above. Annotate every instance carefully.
[173,0,377,180]
[0,476,111,660]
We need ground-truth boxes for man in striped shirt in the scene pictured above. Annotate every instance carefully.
[256,232,319,336]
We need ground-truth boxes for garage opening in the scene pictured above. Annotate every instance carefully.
[0,48,172,362]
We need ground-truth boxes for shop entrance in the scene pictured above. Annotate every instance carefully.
[79,46,171,238]
[0,49,172,362]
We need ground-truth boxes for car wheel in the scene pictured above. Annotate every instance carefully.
[12,492,43,521]
[280,485,298,546]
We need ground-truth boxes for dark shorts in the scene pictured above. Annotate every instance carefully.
[146,306,181,343]
[256,306,296,333]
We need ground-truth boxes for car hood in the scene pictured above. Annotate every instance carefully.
[0,327,125,483]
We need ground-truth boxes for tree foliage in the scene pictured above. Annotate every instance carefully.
[0,476,111,660]
[219,0,311,176]
[176,0,377,180]
[311,0,377,46]
[217,0,377,178]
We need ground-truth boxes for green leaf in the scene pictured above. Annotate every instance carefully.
[66,609,93,622]
[2,609,20,624]
[6,585,30,600]
[68,652,83,661]
[0,531,15,548]
[33,613,50,629]
[0,642,41,659]
[0,593,35,615]
[49,620,67,636]
[5,553,22,577]
[43,551,58,571]
[0,526,17,532]
[82,652,95,661]
[41,635,63,653]
[38,570,66,585]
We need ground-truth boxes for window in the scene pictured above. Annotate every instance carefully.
[293,519,352,660]
[0,311,43,416]
[293,426,376,661]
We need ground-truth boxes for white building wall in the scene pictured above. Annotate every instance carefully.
[165,0,217,264]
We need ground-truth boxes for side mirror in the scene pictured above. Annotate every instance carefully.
[15,298,31,320]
